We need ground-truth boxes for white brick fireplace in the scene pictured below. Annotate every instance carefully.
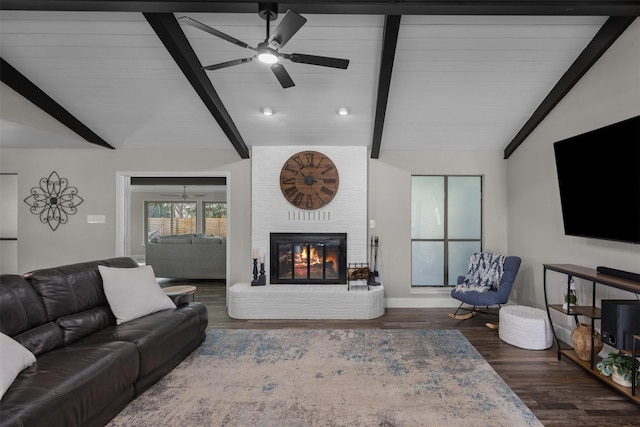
[251,145,368,284]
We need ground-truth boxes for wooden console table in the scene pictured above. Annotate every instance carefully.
[543,264,640,404]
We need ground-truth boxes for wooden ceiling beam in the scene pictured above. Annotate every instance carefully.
[1,1,638,16]
[503,16,636,159]
[144,13,250,159]
[371,15,400,159]
[0,58,114,149]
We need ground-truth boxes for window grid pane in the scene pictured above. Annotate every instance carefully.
[447,241,482,286]
[448,177,481,239]
[411,241,444,286]
[203,202,228,238]
[411,176,444,239]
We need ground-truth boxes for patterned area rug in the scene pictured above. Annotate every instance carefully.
[108,329,542,427]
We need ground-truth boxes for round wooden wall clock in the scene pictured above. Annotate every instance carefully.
[280,150,339,210]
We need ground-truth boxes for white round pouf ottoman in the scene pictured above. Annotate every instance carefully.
[499,305,553,350]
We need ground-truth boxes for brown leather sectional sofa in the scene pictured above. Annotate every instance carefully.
[0,257,208,427]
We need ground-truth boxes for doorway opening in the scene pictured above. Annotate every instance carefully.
[115,172,230,303]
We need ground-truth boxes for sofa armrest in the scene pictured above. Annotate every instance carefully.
[166,292,190,307]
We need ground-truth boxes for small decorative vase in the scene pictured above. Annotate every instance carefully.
[571,323,604,361]
[612,366,632,387]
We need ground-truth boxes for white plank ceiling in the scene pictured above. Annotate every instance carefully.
[0,10,607,153]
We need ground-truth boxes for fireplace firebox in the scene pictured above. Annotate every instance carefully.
[270,233,347,284]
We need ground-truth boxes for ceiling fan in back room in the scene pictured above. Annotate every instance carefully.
[161,186,207,201]
[179,3,350,89]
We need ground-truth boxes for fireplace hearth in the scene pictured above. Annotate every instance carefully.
[270,233,347,284]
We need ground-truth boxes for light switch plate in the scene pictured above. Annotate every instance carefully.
[87,215,106,224]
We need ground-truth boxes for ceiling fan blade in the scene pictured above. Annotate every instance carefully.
[203,57,253,71]
[179,16,252,50]
[271,63,295,89]
[268,10,307,49]
[287,53,350,69]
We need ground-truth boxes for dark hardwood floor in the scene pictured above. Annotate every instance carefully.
[171,280,640,426]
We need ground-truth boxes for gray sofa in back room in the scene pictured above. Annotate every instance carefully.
[145,235,226,279]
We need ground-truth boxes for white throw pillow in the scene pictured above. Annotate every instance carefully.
[0,332,36,399]
[98,265,176,325]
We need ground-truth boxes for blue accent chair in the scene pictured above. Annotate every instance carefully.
[449,255,521,326]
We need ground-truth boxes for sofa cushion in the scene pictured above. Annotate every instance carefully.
[78,303,207,379]
[98,265,176,325]
[12,322,64,356]
[0,333,36,399]
[56,305,116,345]
[157,237,192,244]
[191,236,222,244]
[0,341,139,427]
[26,257,139,321]
[0,275,47,336]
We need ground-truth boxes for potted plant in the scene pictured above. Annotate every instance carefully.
[596,351,640,387]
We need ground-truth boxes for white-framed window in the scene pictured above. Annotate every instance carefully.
[411,175,482,287]
[145,201,197,241]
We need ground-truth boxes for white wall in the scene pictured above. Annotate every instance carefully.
[507,20,640,334]
[0,149,251,289]
[2,145,503,307]
[369,150,509,306]
[251,146,368,284]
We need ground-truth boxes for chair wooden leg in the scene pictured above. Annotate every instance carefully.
[485,322,499,329]
[484,305,500,329]
[448,303,475,320]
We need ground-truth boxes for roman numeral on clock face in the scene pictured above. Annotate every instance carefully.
[321,186,334,196]
[304,152,315,167]
[284,186,298,197]
[292,192,304,206]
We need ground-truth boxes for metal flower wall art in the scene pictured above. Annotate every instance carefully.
[24,171,84,231]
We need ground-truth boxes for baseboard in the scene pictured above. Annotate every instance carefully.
[385,297,459,308]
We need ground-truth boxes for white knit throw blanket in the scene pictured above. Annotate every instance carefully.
[454,252,506,293]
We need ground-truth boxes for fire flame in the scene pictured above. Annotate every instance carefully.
[296,245,337,268]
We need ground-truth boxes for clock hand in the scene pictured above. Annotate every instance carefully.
[300,172,317,185]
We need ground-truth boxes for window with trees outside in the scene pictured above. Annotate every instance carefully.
[145,202,197,241]
[203,202,227,238]
[145,201,227,242]
[411,175,482,287]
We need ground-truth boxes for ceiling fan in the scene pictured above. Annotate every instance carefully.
[161,186,207,201]
[179,3,350,88]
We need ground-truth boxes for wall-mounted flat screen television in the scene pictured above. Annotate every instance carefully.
[553,115,640,244]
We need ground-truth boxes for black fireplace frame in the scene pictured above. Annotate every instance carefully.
[270,232,347,284]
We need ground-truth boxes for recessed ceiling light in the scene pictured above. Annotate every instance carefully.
[336,106,351,116]
[260,107,276,116]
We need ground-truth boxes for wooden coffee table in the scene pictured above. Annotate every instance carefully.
[162,285,197,301]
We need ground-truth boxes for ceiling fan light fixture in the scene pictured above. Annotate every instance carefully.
[336,106,351,116]
[260,106,276,116]
[257,43,279,64]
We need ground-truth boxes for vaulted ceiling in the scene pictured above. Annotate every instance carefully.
[0,1,637,159]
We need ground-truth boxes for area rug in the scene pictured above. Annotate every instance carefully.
[108,329,542,427]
